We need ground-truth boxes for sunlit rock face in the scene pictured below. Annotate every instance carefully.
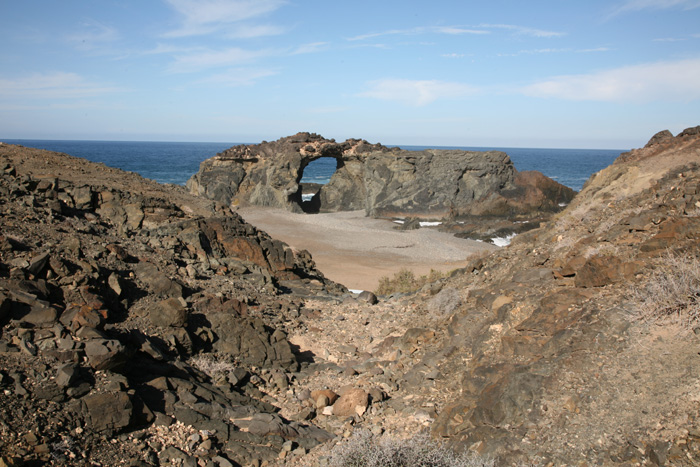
[187,132,575,217]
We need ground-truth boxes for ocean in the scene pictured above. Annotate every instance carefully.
[1,139,623,192]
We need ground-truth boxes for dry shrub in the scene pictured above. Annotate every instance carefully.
[328,430,494,467]
[375,268,447,296]
[189,354,236,378]
[631,251,700,329]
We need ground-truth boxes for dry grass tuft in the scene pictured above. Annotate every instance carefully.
[328,430,495,467]
[189,354,236,378]
[631,251,700,330]
[375,268,447,296]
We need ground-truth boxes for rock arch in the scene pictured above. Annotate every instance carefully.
[187,132,576,219]
[294,155,344,213]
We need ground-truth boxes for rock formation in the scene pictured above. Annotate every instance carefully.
[3,126,700,466]
[0,144,343,465]
[187,132,575,218]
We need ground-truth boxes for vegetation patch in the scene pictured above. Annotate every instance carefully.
[632,251,700,329]
[375,268,447,296]
[329,431,495,467]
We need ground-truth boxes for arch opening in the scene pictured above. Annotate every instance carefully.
[294,156,342,213]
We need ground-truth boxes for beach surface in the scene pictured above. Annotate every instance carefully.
[237,208,496,291]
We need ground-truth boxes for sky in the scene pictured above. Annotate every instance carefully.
[1,0,699,149]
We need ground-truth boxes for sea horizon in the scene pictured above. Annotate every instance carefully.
[0,138,624,192]
[1,137,626,152]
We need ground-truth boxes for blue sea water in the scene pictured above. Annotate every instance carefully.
[1,139,622,192]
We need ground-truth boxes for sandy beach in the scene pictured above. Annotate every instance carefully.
[237,207,495,291]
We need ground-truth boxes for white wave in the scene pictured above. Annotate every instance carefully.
[491,233,516,247]
[419,221,442,227]
[302,194,314,201]
[393,219,405,224]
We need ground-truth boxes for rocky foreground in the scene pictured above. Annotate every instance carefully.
[1,126,700,466]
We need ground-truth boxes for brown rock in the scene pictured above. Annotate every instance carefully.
[332,388,369,417]
[82,391,133,434]
[151,297,188,328]
[311,389,339,408]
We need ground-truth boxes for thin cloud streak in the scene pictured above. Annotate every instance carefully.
[168,47,276,73]
[347,26,490,41]
[198,68,278,86]
[478,23,565,38]
[291,42,330,55]
[522,57,700,102]
[163,0,287,37]
[605,0,700,19]
[0,72,122,99]
[359,79,478,106]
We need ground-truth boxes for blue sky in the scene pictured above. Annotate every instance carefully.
[1,0,699,148]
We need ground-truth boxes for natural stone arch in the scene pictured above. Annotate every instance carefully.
[294,155,344,213]
[187,133,576,218]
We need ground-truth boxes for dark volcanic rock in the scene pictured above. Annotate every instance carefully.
[187,132,575,218]
[0,143,340,466]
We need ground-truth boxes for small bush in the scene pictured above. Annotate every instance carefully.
[375,268,447,296]
[631,251,700,329]
[189,354,236,378]
[328,431,494,467]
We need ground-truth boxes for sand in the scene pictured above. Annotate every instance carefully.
[237,208,496,291]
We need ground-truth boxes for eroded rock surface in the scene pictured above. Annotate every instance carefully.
[187,132,575,218]
[0,144,342,466]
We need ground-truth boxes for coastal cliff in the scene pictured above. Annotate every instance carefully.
[187,133,575,219]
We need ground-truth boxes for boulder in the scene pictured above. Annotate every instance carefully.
[82,391,133,434]
[84,339,127,371]
[151,297,188,328]
[332,388,369,417]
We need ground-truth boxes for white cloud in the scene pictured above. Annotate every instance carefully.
[163,0,286,37]
[0,72,122,99]
[225,24,286,39]
[606,0,700,18]
[199,68,278,86]
[522,57,700,102]
[291,42,329,55]
[359,79,477,106]
[347,26,489,41]
[169,47,275,72]
[478,23,565,38]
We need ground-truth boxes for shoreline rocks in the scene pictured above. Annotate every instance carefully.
[187,132,576,219]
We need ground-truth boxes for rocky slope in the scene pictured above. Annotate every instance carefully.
[2,126,700,467]
[284,126,700,466]
[0,144,345,466]
[187,133,575,221]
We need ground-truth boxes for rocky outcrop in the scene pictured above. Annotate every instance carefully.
[187,132,575,218]
[0,144,343,466]
[422,126,700,464]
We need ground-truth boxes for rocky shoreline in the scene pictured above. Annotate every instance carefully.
[1,126,700,466]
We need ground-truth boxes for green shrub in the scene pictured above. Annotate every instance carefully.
[328,431,494,467]
[632,251,700,329]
